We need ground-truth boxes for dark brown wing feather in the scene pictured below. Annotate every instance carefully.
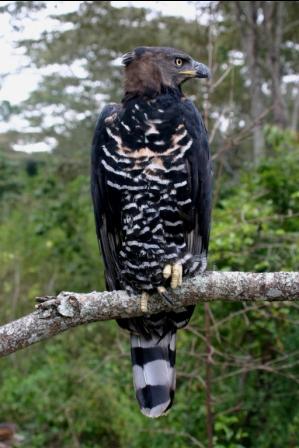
[91,104,123,290]
[182,99,212,265]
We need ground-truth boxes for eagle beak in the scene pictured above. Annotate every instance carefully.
[179,61,211,79]
[194,61,211,79]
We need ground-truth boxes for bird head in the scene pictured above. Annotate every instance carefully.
[122,46,210,99]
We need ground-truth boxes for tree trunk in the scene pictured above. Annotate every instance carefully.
[234,1,265,163]
[291,89,299,132]
[263,1,287,127]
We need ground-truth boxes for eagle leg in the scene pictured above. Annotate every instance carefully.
[140,291,150,313]
[171,263,183,289]
[163,262,183,288]
[163,264,172,279]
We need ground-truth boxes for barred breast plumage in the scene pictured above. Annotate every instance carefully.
[99,96,205,296]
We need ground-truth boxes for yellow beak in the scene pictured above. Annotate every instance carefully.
[180,62,210,79]
[179,70,197,76]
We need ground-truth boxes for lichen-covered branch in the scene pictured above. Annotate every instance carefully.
[0,271,298,358]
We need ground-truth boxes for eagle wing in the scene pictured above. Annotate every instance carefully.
[91,104,123,290]
[182,99,212,269]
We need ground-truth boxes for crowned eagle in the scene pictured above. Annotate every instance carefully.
[91,46,212,417]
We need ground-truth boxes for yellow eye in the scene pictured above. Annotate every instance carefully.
[175,58,183,67]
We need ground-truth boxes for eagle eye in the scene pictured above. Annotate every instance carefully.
[175,58,183,67]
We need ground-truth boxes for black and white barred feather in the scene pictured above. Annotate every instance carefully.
[91,88,212,417]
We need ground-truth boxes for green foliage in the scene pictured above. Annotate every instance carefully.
[211,128,299,272]
[1,128,298,447]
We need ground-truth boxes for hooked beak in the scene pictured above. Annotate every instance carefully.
[179,61,211,79]
[194,61,211,79]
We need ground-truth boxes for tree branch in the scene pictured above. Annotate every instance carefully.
[0,271,298,358]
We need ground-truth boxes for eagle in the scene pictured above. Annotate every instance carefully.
[91,46,212,418]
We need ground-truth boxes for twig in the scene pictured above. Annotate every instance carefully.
[212,106,273,160]
[210,66,233,93]
[140,428,206,448]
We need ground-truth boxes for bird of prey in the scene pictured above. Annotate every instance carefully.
[91,46,212,418]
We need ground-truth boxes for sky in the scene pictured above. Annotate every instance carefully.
[0,2,83,104]
[0,1,203,152]
[1,1,297,152]
[0,1,198,104]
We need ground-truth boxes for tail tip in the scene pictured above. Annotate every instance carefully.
[140,400,172,418]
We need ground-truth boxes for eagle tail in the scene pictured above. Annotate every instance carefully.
[130,331,176,418]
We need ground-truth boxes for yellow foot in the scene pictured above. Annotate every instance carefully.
[163,264,172,280]
[140,292,149,313]
[171,263,183,289]
[162,262,183,288]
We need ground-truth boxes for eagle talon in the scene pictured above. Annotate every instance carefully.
[140,292,149,313]
[163,264,172,279]
[157,286,173,305]
[171,263,183,289]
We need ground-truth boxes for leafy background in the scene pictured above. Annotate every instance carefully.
[0,2,298,447]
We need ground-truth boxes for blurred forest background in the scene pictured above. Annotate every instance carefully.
[0,1,299,447]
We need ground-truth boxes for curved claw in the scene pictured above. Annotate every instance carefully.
[157,286,173,305]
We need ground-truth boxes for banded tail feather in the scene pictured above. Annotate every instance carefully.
[131,332,176,418]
